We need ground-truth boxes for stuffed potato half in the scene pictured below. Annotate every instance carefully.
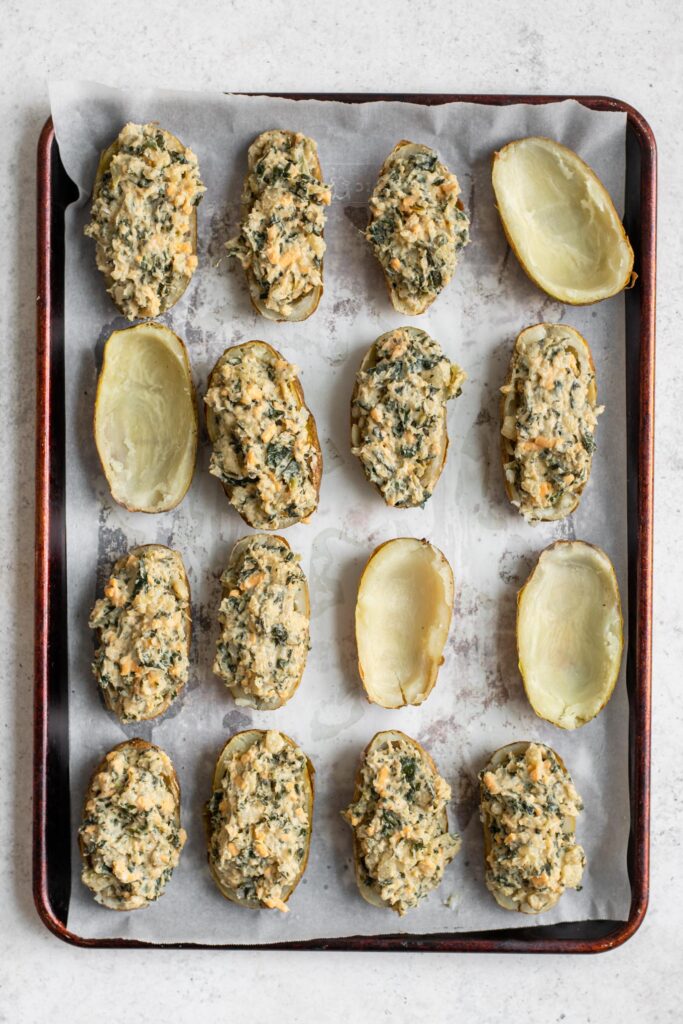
[500,322,601,522]
[205,340,322,530]
[214,533,310,710]
[342,730,461,915]
[479,741,585,914]
[79,738,186,911]
[226,130,331,321]
[85,122,205,319]
[205,729,314,911]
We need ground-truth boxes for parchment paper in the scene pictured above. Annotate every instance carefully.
[49,81,631,943]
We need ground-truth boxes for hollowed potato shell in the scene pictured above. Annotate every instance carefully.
[90,126,199,318]
[205,729,315,909]
[480,741,575,914]
[241,130,325,322]
[79,738,183,911]
[218,534,310,709]
[355,538,454,708]
[347,730,451,912]
[500,322,598,522]
[94,322,197,513]
[492,136,635,304]
[350,328,451,505]
[517,541,623,729]
[205,340,322,529]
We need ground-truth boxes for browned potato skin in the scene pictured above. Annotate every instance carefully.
[346,730,451,913]
[491,137,636,306]
[78,738,183,912]
[480,741,575,914]
[93,544,192,723]
[205,341,322,529]
[93,322,198,515]
[204,729,315,909]
[350,333,450,507]
[499,323,597,522]
[89,129,199,318]
[239,130,325,323]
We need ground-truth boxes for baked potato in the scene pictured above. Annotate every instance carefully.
[365,140,470,314]
[205,729,314,912]
[351,326,466,508]
[89,544,191,723]
[214,533,310,709]
[342,730,461,915]
[492,136,635,304]
[500,322,602,522]
[94,322,198,514]
[225,130,331,321]
[479,741,585,914]
[517,540,623,729]
[79,738,186,910]
[355,538,454,708]
[204,340,322,529]
[85,122,205,319]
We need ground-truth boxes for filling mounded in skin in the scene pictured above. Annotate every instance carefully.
[207,731,311,912]
[226,131,331,317]
[214,537,309,707]
[351,327,465,508]
[89,547,190,722]
[366,144,469,313]
[79,743,186,910]
[501,324,602,519]
[205,346,320,528]
[343,734,461,915]
[480,743,585,913]
[85,122,205,319]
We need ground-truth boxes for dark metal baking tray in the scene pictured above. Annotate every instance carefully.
[34,94,655,952]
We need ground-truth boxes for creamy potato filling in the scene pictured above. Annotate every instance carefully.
[351,327,465,508]
[89,547,190,722]
[85,122,205,319]
[226,131,331,317]
[501,326,602,518]
[480,743,585,913]
[343,735,460,915]
[215,537,309,706]
[205,347,319,528]
[366,145,469,313]
[79,743,186,910]
[207,731,310,912]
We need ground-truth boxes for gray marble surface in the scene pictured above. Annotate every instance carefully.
[0,1,680,1021]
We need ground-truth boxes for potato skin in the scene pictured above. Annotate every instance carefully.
[205,340,322,529]
[204,729,315,909]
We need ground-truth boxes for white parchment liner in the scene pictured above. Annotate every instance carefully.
[49,81,631,943]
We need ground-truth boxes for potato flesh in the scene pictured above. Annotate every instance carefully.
[356,539,453,708]
[95,325,196,512]
[518,542,623,728]
[493,137,633,303]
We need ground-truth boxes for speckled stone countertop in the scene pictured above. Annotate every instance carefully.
[0,1,680,1021]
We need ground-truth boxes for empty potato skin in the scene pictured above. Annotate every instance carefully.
[205,340,322,530]
[88,125,202,318]
[480,741,583,914]
[516,540,624,729]
[79,738,185,911]
[204,729,315,910]
[492,136,635,305]
[229,130,328,322]
[500,323,599,523]
[94,322,198,514]
[355,537,454,708]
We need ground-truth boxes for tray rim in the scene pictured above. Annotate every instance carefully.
[34,92,656,953]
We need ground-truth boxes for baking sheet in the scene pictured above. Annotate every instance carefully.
[49,81,631,943]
